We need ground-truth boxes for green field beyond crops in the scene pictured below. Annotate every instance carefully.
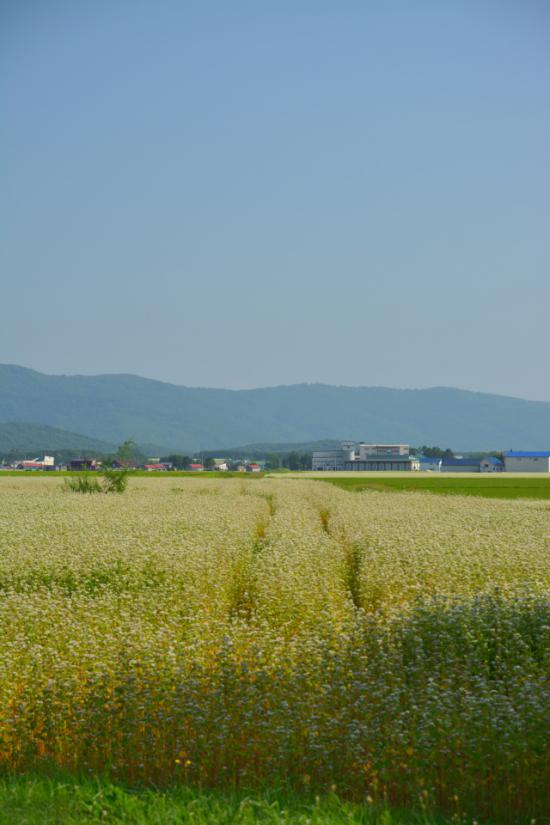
[0,477,548,823]
[308,474,550,499]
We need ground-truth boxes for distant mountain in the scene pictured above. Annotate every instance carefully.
[0,364,549,452]
[0,421,115,454]
[203,440,342,458]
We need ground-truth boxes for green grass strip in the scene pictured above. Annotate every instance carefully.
[319,475,550,499]
[0,774,489,824]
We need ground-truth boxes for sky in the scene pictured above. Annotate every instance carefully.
[1,0,549,400]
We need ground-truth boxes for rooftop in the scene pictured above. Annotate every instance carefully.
[441,458,480,466]
[504,451,550,458]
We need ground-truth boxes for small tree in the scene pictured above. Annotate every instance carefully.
[101,467,129,493]
[266,453,281,470]
[286,452,301,471]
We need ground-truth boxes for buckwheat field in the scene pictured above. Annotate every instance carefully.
[0,477,548,821]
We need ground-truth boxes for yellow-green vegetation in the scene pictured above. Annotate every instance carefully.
[0,774,486,825]
[0,477,548,823]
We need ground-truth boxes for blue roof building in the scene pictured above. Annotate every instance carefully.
[503,451,550,473]
[503,451,550,458]
[480,455,503,472]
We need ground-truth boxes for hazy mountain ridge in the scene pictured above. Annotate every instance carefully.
[0,422,115,454]
[0,365,548,452]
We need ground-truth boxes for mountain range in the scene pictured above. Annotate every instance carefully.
[0,364,548,452]
[0,421,115,455]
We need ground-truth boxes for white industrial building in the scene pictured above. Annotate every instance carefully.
[503,451,550,473]
[311,442,356,471]
[312,443,419,471]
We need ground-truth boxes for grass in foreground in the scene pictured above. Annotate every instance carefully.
[318,475,550,499]
[0,774,487,825]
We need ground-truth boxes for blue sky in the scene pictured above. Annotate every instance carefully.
[1,1,549,399]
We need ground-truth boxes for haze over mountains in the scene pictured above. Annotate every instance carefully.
[0,422,115,455]
[0,365,548,453]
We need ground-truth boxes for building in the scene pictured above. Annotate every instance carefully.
[480,456,503,472]
[312,442,419,471]
[350,443,419,470]
[311,442,356,471]
[503,451,550,473]
[17,455,56,470]
[212,459,229,471]
[70,458,101,471]
[418,457,443,472]
[188,463,204,471]
[359,444,410,459]
[440,458,481,472]
[247,463,261,472]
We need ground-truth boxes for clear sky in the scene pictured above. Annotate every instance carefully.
[1,1,549,400]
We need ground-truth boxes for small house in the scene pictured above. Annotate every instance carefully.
[480,456,503,473]
[70,458,101,471]
[18,456,57,470]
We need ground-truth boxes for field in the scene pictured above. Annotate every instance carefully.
[289,472,550,500]
[0,476,548,823]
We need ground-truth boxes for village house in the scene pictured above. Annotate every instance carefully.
[70,458,101,471]
[17,456,56,470]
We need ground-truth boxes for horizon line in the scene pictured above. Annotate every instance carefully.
[1,363,548,405]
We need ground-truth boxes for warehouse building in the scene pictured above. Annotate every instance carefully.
[503,451,550,472]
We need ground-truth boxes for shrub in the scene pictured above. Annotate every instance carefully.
[100,467,129,494]
[64,468,129,494]
[63,473,102,494]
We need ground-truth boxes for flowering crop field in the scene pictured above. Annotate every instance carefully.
[0,477,548,822]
